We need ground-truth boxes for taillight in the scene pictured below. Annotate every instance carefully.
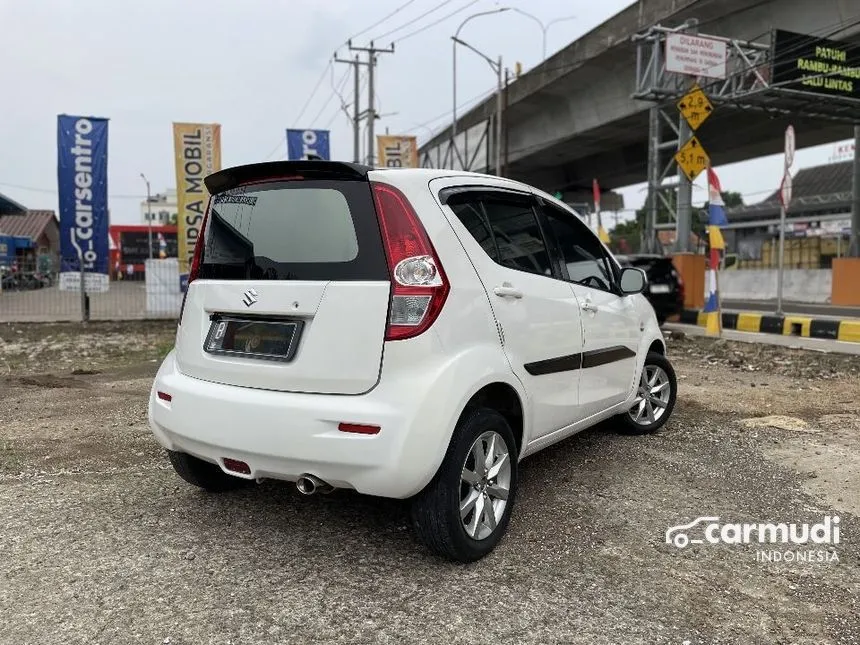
[371,182,449,341]
[178,208,210,325]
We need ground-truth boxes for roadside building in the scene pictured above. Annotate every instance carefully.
[721,159,852,270]
[109,224,178,279]
[141,189,178,226]
[0,202,61,275]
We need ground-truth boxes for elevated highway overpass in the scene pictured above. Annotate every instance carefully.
[419,0,860,196]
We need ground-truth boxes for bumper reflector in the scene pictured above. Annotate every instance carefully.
[223,458,251,475]
[156,391,172,402]
[338,422,381,435]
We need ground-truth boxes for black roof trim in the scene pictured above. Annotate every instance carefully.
[204,161,373,194]
[438,185,533,206]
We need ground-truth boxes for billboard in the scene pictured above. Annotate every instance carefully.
[377,135,419,168]
[57,115,110,293]
[286,129,330,160]
[771,29,860,100]
[173,122,221,287]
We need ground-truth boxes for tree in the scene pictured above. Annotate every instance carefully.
[609,218,641,253]
[720,191,744,209]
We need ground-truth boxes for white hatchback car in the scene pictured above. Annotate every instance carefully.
[149,161,677,562]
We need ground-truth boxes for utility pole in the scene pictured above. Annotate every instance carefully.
[675,112,693,252]
[347,41,394,166]
[334,51,367,163]
[644,106,660,253]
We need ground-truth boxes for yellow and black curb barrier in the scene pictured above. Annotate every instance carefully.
[679,309,860,344]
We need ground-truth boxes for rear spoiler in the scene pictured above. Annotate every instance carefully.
[204,161,372,194]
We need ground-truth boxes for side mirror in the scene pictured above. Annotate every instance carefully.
[619,267,647,295]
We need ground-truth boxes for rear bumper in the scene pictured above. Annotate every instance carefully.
[148,351,451,499]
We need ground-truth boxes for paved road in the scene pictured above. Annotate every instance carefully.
[721,299,860,319]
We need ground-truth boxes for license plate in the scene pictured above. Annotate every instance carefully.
[650,284,671,294]
[204,317,303,362]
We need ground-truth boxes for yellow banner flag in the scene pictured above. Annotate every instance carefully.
[598,226,611,244]
[173,122,221,277]
[376,135,419,168]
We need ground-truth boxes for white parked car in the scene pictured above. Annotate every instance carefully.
[148,161,677,562]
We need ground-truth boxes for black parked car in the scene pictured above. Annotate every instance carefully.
[615,254,684,325]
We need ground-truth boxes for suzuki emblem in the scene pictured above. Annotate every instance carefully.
[242,289,259,307]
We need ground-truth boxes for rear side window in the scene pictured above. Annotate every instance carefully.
[449,201,499,262]
[199,179,389,281]
[447,192,553,277]
[482,199,553,276]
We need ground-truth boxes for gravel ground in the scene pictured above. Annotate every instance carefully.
[1,323,858,644]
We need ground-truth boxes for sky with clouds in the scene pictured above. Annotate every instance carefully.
[0,0,854,225]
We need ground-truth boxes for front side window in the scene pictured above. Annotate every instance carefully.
[540,202,614,292]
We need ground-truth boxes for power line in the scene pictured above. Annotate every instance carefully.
[323,70,363,130]
[310,66,351,127]
[289,0,426,143]
[410,86,498,133]
[371,0,459,42]
[263,137,286,161]
[393,0,482,44]
[343,0,419,45]
[293,60,333,126]
[0,181,144,200]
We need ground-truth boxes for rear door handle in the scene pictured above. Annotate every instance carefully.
[581,301,598,313]
[493,286,523,299]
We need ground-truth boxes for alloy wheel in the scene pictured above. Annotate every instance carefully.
[459,430,511,541]
[628,364,672,426]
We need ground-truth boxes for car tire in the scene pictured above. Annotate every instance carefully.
[617,351,677,435]
[167,450,251,492]
[410,407,518,563]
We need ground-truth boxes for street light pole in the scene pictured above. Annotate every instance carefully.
[140,173,153,260]
[452,37,504,176]
[510,9,577,60]
[496,55,503,176]
[452,8,509,166]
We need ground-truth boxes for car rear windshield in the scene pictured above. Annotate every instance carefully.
[198,179,389,281]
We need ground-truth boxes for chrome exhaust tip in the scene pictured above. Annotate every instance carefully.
[296,474,333,495]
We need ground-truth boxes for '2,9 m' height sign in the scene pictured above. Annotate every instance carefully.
[173,122,221,289]
[57,114,110,293]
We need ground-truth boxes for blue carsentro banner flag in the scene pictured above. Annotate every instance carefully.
[57,114,110,292]
[286,129,330,160]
